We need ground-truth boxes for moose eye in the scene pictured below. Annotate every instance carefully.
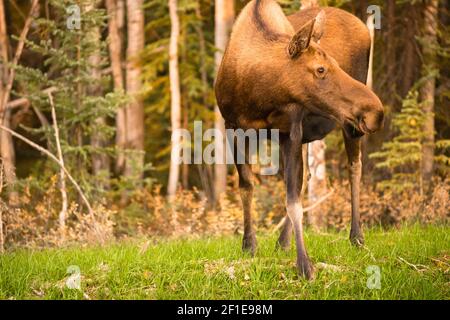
[317,67,325,74]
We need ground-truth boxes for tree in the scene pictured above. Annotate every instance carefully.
[124,0,145,180]
[13,0,121,199]
[370,90,426,194]
[214,0,234,201]
[167,0,181,198]
[0,0,15,203]
[105,0,126,173]
[300,0,319,9]
[307,140,327,228]
[298,0,327,229]
[385,0,397,108]
[0,0,39,205]
[88,1,110,184]
[420,0,439,186]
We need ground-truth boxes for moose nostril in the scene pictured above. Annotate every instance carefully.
[361,110,384,133]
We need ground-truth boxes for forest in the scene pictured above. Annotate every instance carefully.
[0,0,449,300]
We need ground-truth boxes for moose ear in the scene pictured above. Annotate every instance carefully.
[312,10,326,42]
[287,11,326,59]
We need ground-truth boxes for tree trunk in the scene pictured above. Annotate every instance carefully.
[361,11,375,180]
[400,3,419,98]
[1,0,39,206]
[307,139,326,229]
[167,0,181,198]
[420,0,439,186]
[0,0,16,205]
[87,2,110,185]
[356,0,369,21]
[124,0,145,180]
[194,4,215,205]
[180,15,189,191]
[214,0,234,201]
[385,0,397,107]
[0,159,4,253]
[301,0,319,9]
[182,102,189,190]
[106,0,127,174]
[300,0,325,229]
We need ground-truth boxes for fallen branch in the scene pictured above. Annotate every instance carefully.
[6,87,58,110]
[48,92,68,236]
[0,123,103,242]
[272,189,334,233]
[397,257,429,272]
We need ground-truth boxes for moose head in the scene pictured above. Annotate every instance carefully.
[284,11,384,137]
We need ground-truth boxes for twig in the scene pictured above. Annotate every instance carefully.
[0,124,103,242]
[272,189,335,233]
[48,92,68,236]
[397,256,429,272]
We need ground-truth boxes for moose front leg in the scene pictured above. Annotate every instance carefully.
[343,133,364,247]
[276,141,308,251]
[282,127,314,279]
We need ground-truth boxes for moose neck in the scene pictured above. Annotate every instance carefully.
[228,0,296,107]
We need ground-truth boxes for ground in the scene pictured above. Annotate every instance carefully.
[0,224,448,300]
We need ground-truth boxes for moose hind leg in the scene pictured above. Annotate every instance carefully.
[276,137,292,250]
[231,132,257,255]
[236,162,257,255]
[276,217,293,251]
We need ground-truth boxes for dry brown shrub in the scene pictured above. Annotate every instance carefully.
[123,185,242,238]
[1,174,448,248]
[311,179,449,230]
[2,175,115,249]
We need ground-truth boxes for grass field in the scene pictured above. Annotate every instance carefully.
[0,224,449,300]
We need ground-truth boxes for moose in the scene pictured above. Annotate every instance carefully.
[215,0,384,279]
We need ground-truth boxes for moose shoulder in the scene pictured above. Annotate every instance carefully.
[215,0,384,279]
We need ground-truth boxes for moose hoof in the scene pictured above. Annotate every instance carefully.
[275,236,291,252]
[297,258,315,280]
[242,235,257,256]
[350,231,365,247]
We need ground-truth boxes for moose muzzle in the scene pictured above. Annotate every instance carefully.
[358,93,384,134]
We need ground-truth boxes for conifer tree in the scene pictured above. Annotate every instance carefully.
[15,0,125,198]
[370,90,426,194]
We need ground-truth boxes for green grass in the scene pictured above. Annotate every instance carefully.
[0,224,449,300]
